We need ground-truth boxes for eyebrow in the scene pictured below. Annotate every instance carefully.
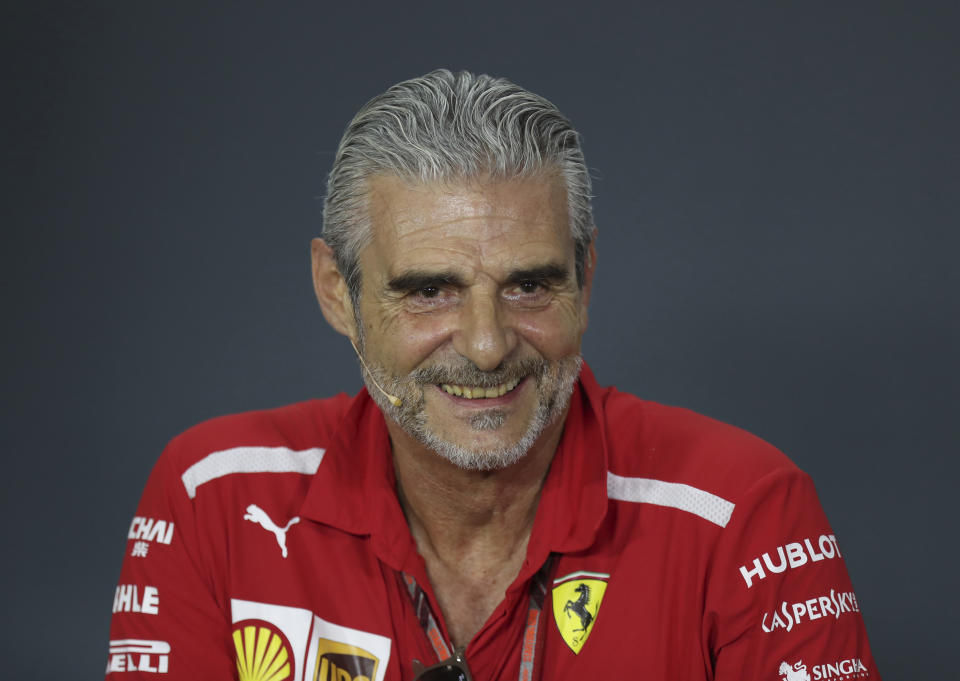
[504,262,570,285]
[386,270,466,292]
[386,262,571,292]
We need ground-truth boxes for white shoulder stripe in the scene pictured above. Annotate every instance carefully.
[181,446,325,499]
[606,472,735,527]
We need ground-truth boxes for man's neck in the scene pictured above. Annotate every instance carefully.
[388,420,564,646]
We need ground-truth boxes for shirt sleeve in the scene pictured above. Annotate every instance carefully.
[105,443,236,679]
[704,468,882,681]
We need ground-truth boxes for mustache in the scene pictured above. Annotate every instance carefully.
[410,357,549,387]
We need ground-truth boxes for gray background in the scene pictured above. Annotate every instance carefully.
[3,1,957,678]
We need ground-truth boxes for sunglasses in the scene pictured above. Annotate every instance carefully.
[412,649,474,681]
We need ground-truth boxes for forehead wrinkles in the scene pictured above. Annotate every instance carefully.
[366,175,569,252]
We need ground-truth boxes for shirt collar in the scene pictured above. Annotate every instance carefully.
[520,362,610,578]
[299,363,611,573]
[299,389,417,570]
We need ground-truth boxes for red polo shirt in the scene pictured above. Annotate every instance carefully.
[106,364,880,680]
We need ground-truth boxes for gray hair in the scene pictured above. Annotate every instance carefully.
[322,69,595,305]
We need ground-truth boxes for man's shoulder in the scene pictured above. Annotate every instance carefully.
[597,386,800,505]
[160,393,355,476]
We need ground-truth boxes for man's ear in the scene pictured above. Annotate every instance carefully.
[311,238,358,340]
[578,231,598,333]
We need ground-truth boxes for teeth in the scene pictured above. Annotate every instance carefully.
[440,378,521,399]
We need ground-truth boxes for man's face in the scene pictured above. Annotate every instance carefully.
[353,174,591,470]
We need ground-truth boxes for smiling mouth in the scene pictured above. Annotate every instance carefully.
[439,377,522,399]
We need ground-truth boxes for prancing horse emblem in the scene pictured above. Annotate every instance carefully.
[564,583,594,635]
[552,573,609,654]
[243,504,300,558]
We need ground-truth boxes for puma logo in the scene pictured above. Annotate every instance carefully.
[243,504,300,558]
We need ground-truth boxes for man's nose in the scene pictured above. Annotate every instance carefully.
[452,292,516,372]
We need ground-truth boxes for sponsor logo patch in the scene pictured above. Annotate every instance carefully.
[127,516,175,557]
[551,571,609,654]
[106,639,170,674]
[244,504,300,558]
[779,661,811,681]
[313,639,380,681]
[113,584,160,615]
[740,534,842,588]
[778,658,869,681]
[233,619,295,681]
[762,588,859,633]
[231,599,391,681]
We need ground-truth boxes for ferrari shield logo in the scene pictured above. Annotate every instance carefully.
[552,572,609,654]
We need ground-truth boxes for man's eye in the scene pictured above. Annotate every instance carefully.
[518,280,542,294]
[417,286,440,298]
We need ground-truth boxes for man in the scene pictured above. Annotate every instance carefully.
[106,70,880,680]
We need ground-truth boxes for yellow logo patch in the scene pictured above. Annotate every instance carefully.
[552,574,608,654]
[233,619,294,681]
[313,638,380,681]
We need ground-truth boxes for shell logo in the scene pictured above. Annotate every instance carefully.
[233,619,294,681]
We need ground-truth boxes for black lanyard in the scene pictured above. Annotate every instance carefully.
[403,556,553,681]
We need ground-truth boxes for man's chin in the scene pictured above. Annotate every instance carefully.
[420,435,533,472]
[414,412,549,471]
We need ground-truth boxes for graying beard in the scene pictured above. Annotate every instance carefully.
[419,404,550,471]
[411,356,581,471]
[412,358,548,388]
[360,352,582,472]
[470,409,506,431]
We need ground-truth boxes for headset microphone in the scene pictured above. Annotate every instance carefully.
[350,340,403,407]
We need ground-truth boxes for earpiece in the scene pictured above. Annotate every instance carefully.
[350,340,402,407]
